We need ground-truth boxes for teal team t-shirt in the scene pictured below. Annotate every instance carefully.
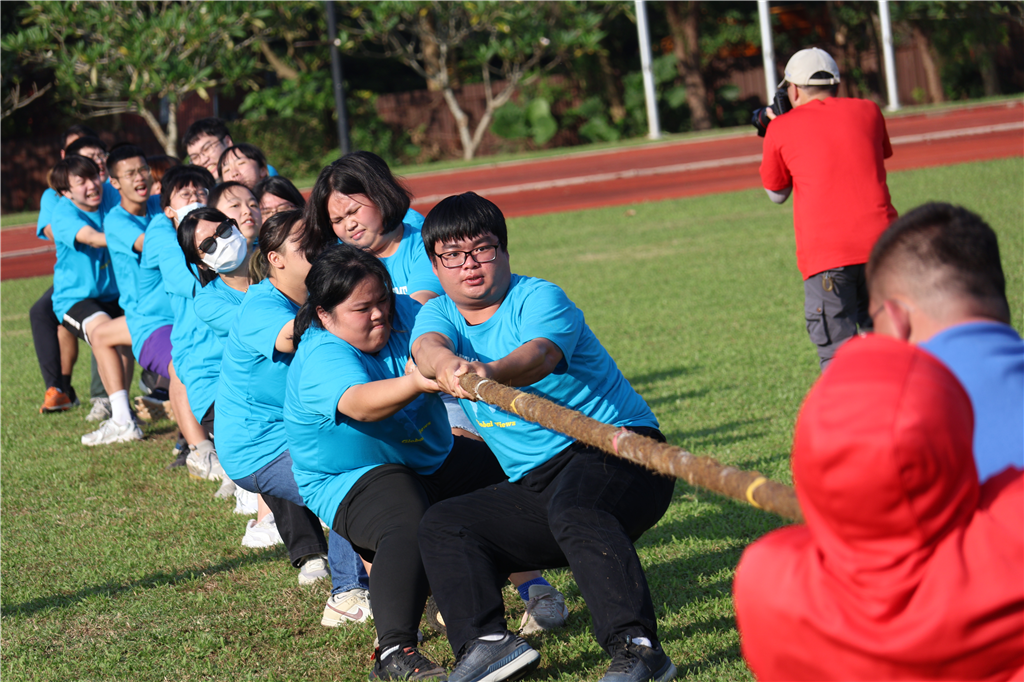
[105,204,174,359]
[286,296,452,525]
[49,189,122,320]
[194,277,246,338]
[380,222,444,297]
[411,274,658,481]
[140,214,221,421]
[215,279,300,480]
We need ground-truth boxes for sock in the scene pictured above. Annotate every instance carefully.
[517,576,551,602]
[61,374,74,394]
[631,637,653,648]
[109,390,132,424]
[380,645,401,660]
[478,633,506,642]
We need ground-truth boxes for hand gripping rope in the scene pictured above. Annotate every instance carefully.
[460,373,803,523]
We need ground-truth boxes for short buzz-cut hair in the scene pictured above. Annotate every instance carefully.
[49,156,101,194]
[65,136,108,157]
[61,124,99,150]
[106,145,147,177]
[159,164,216,212]
[421,191,508,262]
[867,202,1010,323]
[182,117,231,150]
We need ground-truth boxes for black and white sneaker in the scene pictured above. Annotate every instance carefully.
[370,646,448,681]
[448,632,540,682]
[599,638,676,682]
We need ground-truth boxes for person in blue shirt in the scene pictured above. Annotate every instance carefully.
[205,208,341,587]
[255,176,305,220]
[182,117,279,180]
[140,165,222,476]
[83,145,171,446]
[30,126,109,415]
[411,193,677,682]
[299,152,436,303]
[287,244,511,681]
[217,143,271,190]
[48,155,142,446]
[867,202,1023,483]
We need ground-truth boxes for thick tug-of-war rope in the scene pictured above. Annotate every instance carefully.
[459,373,804,523]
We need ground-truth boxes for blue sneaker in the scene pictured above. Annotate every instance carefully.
[599,639,676,682]
[449,632,540,682]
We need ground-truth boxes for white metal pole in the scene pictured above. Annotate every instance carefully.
[635,0,661,140]
[758,0,777,99]
[878,0,901,111]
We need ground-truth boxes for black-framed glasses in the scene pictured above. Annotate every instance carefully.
[190,137,225,164]
[434,244,499,269]
[199,219,238,254]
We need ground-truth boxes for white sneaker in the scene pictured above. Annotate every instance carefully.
[241,514,283,548]
[85,398,112,422]
[81,418,143,446]
[213,479,236,499]
[321,588,372,626]
[186,447,226,481]
[298,554,330,585]
[233,486,258,515]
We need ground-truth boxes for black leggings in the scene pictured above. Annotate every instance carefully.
[30,285,106,398]
[332,437,506,651]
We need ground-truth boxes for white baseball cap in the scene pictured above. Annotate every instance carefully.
[783,48,841,86]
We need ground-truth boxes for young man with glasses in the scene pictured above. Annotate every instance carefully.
[411,192,677,682]
[183,117,278,180]
[90,145,176,445]
[49,154,142,445]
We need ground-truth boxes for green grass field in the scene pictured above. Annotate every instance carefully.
[2,157,1021,681]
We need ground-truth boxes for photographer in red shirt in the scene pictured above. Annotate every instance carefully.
[760,48,898,369]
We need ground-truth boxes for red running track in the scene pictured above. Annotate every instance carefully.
[2,100,1021,281]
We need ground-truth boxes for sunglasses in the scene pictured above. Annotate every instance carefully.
[199,219,238,254]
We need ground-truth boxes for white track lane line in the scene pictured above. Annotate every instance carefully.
[413,121,1024,205]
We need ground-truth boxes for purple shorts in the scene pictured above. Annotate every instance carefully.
[138,325,173,379]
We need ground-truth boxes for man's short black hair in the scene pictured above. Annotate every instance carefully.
[65,136,108,157]
[798,72,840,97]
[62,124,99,150]
[49,157,100,194]
[107,145,147,177]
[182,117,231,150]
[159,164,216,212]
[868,202,1010,323]
[421,192,508,261]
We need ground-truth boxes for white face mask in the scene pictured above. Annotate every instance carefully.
[201,225,248,273]
[175,201,205,225]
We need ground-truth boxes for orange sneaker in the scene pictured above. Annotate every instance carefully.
[40,386,77,413]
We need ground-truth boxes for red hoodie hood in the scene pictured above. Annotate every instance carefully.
[734,335,1023,680]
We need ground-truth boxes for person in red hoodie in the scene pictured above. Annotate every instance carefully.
[733,334,1023,680]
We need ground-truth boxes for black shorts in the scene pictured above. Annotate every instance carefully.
[61,298,123,345]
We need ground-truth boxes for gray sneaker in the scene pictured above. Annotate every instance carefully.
[186,446,226,481]
[518,584,568,635]
[298,554,330,585]
[449,632,539,682]
[85,397,112,422]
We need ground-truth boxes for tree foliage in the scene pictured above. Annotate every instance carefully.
[2,1,273,154]
[337,1,606,160]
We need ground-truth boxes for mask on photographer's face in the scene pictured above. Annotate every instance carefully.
[201,225,248,273]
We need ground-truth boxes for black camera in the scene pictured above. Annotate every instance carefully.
[751,82,793,137]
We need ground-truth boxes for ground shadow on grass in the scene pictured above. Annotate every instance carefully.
[626,364,700,390]
[663,417,769,452]
[1,548,288,619]
[735,450,792,482]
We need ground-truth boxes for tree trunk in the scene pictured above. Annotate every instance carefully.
[665,1,713,131]
[136,104,175,156]
[598,50,626,123]
[419,14,445,92]
[911,24,944,103]
[440,87,474,160]
[978,46,1000,97]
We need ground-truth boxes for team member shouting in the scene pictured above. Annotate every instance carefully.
[412,193,676,682]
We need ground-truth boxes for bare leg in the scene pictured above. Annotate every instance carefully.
[87,316,132,396]
[257,495,272,523]
[509,571,542,587]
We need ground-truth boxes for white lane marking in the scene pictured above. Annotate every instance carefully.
[1,244,55,259]
[414,154,764,204]
[890,121,1023,145]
